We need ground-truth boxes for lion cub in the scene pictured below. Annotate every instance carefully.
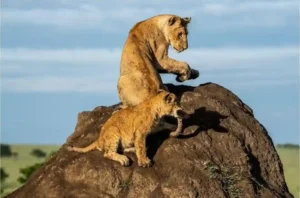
[67,91,188,167]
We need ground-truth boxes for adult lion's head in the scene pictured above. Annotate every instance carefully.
[164,16,191,53]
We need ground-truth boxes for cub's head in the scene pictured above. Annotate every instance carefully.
[164,16,191,53]
[156,91,189,119]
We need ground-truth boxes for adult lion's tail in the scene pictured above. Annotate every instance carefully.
[67,141,99,153]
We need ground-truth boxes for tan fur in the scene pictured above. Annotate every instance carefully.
[68,91,188,167]
[117,14,199,136]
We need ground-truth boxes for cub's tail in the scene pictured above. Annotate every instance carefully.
[67,141,99,153]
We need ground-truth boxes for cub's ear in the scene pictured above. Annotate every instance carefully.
[168,16,177,26]
[182,17,191,25]
[164,93,176,104]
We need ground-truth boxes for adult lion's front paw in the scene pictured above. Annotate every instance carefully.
[176,69,191,82]
[190,69,199,79]
[176,69,199,82]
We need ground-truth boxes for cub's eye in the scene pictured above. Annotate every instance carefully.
[178,32,183,38]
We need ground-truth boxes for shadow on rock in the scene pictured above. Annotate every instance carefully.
[165,83,195,101]
[180,107,228,139]
[146,107,228,159]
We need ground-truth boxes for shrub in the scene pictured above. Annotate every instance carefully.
[0,144,12,157]
[277,144,300,149]
[1,168,9,182]
[30,148,47,158]
[17,163,43,184]
[1,168,9,193]
[18,150,57,184]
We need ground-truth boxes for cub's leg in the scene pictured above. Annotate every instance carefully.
[124,147,136,153]
[169,117,183,137]
[134,133,151,167]
[103,136,130,166]
[104,152,130,166]
[153,117,183,138]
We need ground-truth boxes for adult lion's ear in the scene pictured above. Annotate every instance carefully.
[182,17,191,25]
[168,16,177,26]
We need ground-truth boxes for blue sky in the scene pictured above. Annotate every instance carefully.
[1,0,299,145]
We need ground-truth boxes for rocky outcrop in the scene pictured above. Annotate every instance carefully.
[5,83,293,198]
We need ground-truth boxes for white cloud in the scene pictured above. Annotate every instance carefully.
[2,46,298,69]
[170,46,299,70]
[1,0,298,31]
[1,45,298,93]
[2,48,121,63]
[1,65,27,74]
[200,1,298,15]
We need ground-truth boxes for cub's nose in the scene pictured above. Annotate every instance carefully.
[176,109,189,119]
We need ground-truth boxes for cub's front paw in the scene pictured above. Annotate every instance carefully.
[119,156,130,167]
[138,158,152,168]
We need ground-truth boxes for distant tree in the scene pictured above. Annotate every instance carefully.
[47,151,57,159]
[12,152,19,160]
[0,144,12,157]
[1,168,9,182]
[18,150,57,184]
[1,168,9,193]
[277,144,300,149]
[30,148,47,158]
[48,151,57,159]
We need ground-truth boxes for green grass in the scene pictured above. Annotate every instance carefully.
[0,145,299,197]
[0,144,60,197]
[277,147,300,197]
[205,161,241,198]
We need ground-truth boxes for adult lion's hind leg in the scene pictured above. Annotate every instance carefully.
[117,75,150,107]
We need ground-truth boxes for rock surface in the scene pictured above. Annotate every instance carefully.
[6,83,293,198]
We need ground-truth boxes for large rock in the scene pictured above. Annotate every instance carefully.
[6,83,293,198]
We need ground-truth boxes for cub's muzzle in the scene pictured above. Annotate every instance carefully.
[174,108,189,119]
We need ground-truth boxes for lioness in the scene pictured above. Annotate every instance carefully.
[117,14,199,137]
[68,91,188,167]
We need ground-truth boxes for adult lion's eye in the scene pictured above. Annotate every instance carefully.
[178,32,183,38]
